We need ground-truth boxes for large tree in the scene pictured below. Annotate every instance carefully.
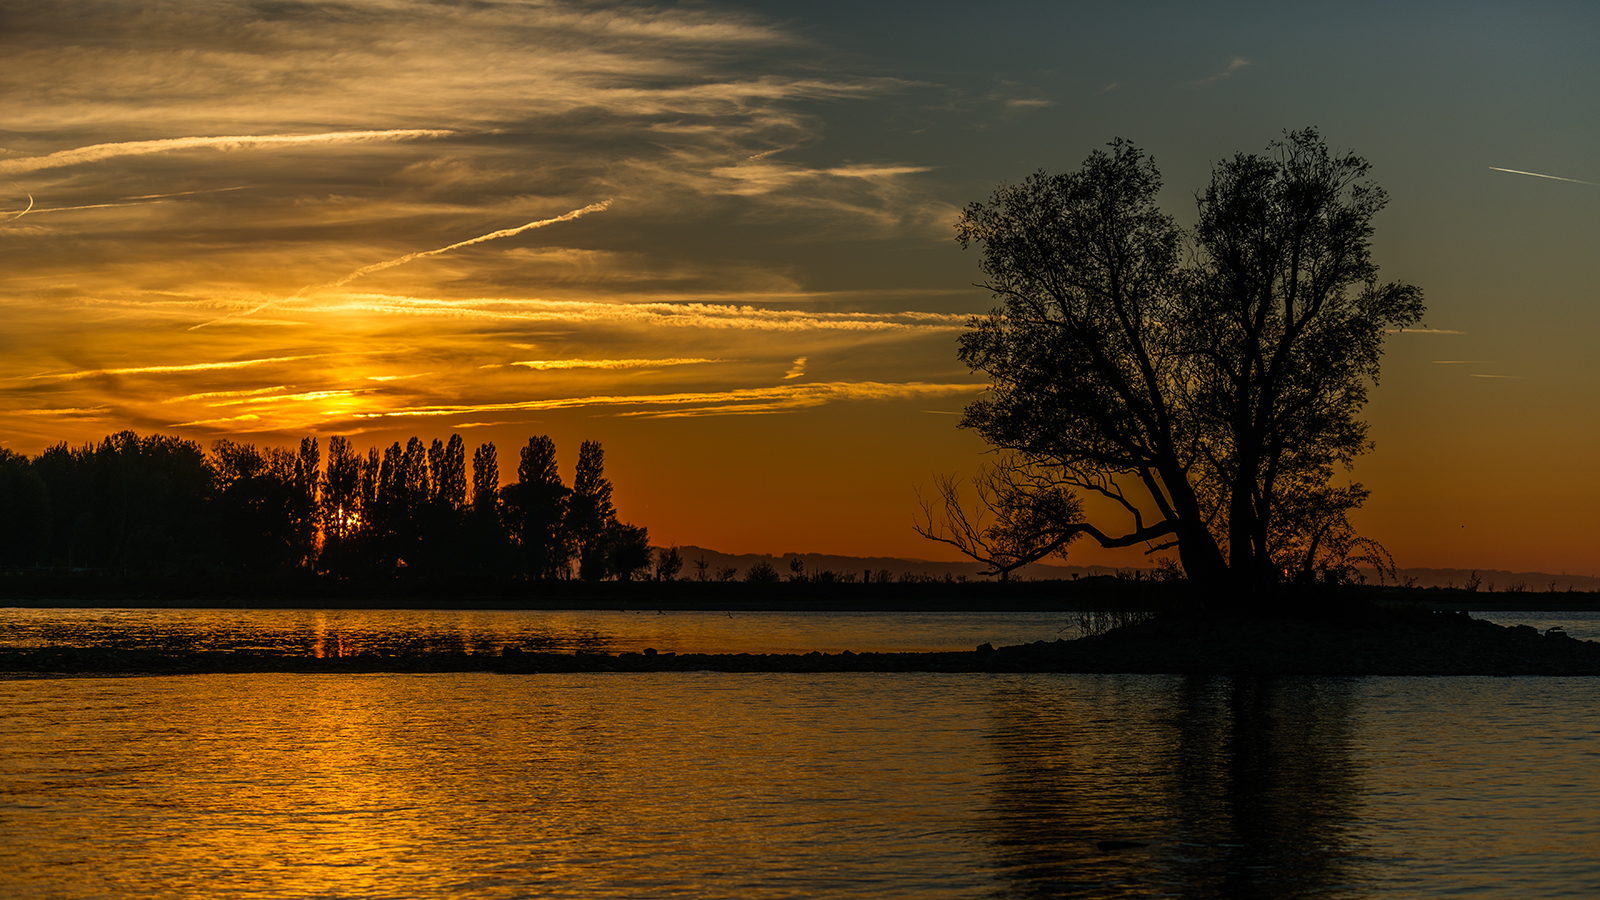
[923,130,1424,600]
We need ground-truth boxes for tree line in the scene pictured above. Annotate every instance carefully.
[0,430,657,579]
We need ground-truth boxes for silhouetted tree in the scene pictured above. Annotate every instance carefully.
[0,449,50,567]
[466,441,511,573]
[654,545,684,581]
[693,555,710,581]
[568,440,616,581]
[922,129,1423,603]
[605,522,652,581]
[743,560,780,583]
[211,439,315,569]
[318,435,363,571]
[502,436,572,579]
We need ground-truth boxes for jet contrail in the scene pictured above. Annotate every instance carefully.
[0,129,453,175]
[1489,167,1599,187]
[322,200,613,290]
[125,186,252,200]
[190,200,613,330]
[6,192,33,221]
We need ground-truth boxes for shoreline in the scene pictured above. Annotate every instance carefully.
[4,574,1600,613]
[6,608,1599,677]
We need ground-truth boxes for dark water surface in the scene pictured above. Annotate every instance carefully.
[2,608,1597,657]
[2,671,1598,899]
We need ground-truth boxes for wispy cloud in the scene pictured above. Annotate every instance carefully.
[21,354,329,382]
[0,130,453,176]
[1194,57,1251,85]
[9,407,109,417]
[511,357,718,370]
[166,386,290,402]
[289,294,972,333]
[783,357,807,379]
[1489,167,1600,187]
[357,381,986,419]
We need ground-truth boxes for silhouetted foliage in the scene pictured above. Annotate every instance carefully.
[0,449,50,567]
[922,129,1423,603]
[605,522,653,581]
[654,546,684,581]
[744,560,780,583]
[569,440,617,581]
[0,429,654,581]
[503,436,572,579]
[211,438,317,570]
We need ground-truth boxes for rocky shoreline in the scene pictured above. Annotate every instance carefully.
[3,607,1597,677]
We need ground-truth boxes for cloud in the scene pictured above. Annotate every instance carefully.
[166,386,290,402]
[0,130,453,176]
[21,354,329,382]
[783,357,807,379]
[255,293,973,333]
[9,407,109,417]
[1194,57,1251,85]
[511,358,718,370]
[356,381,987,419]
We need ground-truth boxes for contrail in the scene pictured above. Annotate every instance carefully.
[190,200,613,330]
[125,186,251,200]
[6,192,32,221]
[0,129,453,175]
[322,200,612,290]
[1,186,252,219]
[1489,167,1600,187]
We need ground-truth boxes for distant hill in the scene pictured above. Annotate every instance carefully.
[662,546,1600,593]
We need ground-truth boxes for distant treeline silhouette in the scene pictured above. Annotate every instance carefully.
[0,430,658,579]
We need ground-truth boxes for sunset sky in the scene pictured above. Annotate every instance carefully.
[2,1,1596,573]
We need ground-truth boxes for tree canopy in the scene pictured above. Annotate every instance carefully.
[0,429,656,581]
[921,129,1425,601]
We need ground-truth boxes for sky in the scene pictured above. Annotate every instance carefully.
[1,0,1596,574]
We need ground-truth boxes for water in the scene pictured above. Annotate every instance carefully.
[2,607,1596,657]
[0,607,1086,656]
[3,609,1598,897]
[2,672,1598,899]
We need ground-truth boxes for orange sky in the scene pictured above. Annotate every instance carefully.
[2,1,1597,574]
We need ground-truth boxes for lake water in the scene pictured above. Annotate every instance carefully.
[2,610,1598,898]
[2,607,1596,657]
